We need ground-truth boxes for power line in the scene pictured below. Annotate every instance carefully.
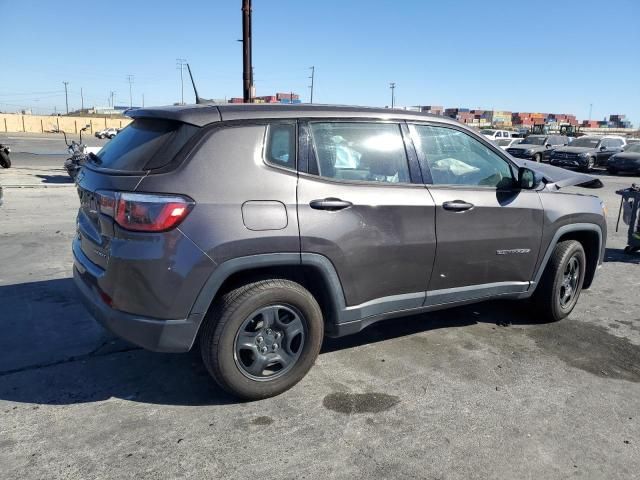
[126,75,134,108]
[63,81,69,114]
[389,82,396,108]
[176,59,187,105]
[309,66,315,104]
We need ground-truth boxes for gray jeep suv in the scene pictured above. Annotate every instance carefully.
[73,104,607,399]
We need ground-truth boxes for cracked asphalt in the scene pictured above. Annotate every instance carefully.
[1,134,639,479]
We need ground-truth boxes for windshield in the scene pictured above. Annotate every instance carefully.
[95,119,198,171]
[482,130,496,136]
[522,136,546,146]
[625,143,640,153]
[569,137,600,148]
[496,139,513,146]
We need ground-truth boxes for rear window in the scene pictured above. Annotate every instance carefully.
[94,119,198,171]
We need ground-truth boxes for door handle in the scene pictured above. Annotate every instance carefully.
[309,198,353,211]
[443,200,474,212]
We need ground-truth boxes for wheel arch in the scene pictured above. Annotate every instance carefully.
[188,253,346,341]
[533,223,602,291]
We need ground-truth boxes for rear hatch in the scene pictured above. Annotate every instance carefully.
[76,118,200,270]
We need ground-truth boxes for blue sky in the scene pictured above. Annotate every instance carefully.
[2,0,639,124]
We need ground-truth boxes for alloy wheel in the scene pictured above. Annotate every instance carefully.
[559,255,580,308]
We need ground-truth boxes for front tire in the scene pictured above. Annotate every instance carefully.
[200,279,324,400]
[583,156,595,172]
[533,240,586,322]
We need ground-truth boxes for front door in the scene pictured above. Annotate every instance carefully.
[409,123,544,305]
[297,120,436,316]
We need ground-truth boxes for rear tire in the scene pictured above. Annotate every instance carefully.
[532,240,586,322]
[0,151,11,168]
[607,168,618,175]
[200,279,324,400]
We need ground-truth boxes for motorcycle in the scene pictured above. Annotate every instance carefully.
[60,125,92,180]
[0,144,11,168]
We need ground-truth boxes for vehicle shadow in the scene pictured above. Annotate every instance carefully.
[0,277,538,407]
[604,247,640,264]
[35,174,73,184]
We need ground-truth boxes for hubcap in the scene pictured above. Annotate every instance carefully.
[559,255,580,308]
[233,305,306,381]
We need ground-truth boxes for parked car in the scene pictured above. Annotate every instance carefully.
[507,134,569,162]
[607,142,640,175]
[481,129,513,141]
[550,135,626,171]
[95,127,119,139]
[73,104,607,399]
[494,138,523,150]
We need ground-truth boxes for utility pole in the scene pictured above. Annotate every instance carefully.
[176,59,186,104]
[126,75,134,108]
[110,91,115,108]
[63,81,69,114]
[588,103,593,121]
[80,87,84,111]
[389,82,396,108]
[309,66,315,104]
[142,94,145,108]
[241,0,253,102]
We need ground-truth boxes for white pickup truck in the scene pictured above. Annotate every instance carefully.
[481,129,514,141]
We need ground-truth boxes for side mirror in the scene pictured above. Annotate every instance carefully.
[600,145,607,151]
[518,167,538,190]
[545,144,551,148]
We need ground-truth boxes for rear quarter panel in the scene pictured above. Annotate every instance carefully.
[136,124,300,265]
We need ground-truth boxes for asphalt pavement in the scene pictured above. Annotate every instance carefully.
[0,136,639,480]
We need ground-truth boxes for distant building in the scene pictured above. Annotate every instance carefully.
[413,105,443,115]
[229,92,301,104]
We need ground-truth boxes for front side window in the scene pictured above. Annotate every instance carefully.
[308,122,410,183]
[266,123,296,169]
[413,125,514,188]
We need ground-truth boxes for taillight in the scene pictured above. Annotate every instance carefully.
[96,191,194,232]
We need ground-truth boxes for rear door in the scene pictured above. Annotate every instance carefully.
[297,120,436,313]
[409,123,544,305]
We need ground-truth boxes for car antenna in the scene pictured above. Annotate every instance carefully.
[186,63,202,104]
[186,63,216,105]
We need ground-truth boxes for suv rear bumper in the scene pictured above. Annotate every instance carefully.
[73,247,202,353]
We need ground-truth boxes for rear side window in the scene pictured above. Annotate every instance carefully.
[265,123,296,169]
[95,119,198,171]
[308,122,410,183]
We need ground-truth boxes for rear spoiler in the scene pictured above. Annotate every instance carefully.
[126,104,221,127]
